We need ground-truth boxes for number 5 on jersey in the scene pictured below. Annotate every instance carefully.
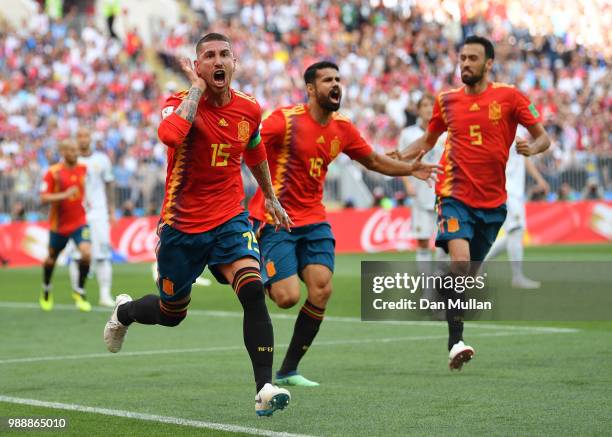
[469,125,482,145]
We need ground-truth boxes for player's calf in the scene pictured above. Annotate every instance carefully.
[233,266,274,393]
[116,294,190,327]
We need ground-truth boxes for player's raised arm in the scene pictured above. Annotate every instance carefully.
[157,58,207,148]
[396,94,447,161]
[395,130,441,161]
[357,150,442,186]
[516,123,551,157]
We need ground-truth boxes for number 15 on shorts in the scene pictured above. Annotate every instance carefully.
[242,231,260,253]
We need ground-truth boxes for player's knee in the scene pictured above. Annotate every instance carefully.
[275,292,300,309]
[270,286,300,309]
[78,246,91,263]
[308,282,333,307]
[450,259,470,276]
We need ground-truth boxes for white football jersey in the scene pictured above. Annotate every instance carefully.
[398,123,446,210]
[79,151,114,219]
[506,126,528,200]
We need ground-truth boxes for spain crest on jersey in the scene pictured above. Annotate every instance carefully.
[238,120,250,142]
[330,137,341,158]
[489,101,502,121]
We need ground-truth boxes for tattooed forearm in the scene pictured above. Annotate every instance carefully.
[249,160,276,198]
[175,86,203,122]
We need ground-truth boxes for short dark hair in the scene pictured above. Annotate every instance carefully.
[463,35,495,60]
[304,61,339,85]
[196,33,232,54]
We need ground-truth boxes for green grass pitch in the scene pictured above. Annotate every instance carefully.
[1,244,611,436]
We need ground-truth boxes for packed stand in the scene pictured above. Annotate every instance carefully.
[0,6,166,222]
[1,0,610,223]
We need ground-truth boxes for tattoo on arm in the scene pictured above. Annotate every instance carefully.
[249,160,276,198]
[174,86,203,122]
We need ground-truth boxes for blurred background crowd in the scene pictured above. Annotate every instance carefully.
[1,0,610,222]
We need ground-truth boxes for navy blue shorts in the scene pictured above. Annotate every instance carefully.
[49,225,90,253]
[255,221,335,286]
[156,211,260,304]
[435,197,506,262]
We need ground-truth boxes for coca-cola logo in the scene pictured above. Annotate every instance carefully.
[360,209,415,252]
[117,219,159,261]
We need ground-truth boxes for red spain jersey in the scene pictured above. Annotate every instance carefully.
[428,82,541,209]
[249,104,373,227]
[157,89,266,233]
[40,163,87,235]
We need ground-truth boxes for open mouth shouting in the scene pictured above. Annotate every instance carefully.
[329,87,341,105]
[213,69,226,87]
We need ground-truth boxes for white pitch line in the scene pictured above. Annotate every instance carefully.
[0,395,315,437]
[0,301,580,333]
[0,331,546,365]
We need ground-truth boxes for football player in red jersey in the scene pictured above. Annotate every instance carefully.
[39,139,92,312]
[103,33,293,416]
[249,61,441,387]
[398,35,551,370]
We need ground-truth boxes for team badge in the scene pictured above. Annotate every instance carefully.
[237,120,250,142]
[162,278,174,296]
[447,217,460,233]
[330,137,341,158]
[489,101,502,121]
[266,261,276,277]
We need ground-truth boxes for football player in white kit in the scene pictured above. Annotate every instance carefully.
[485,126,549,288]
[70,127,116,307]
[398,94,447,265]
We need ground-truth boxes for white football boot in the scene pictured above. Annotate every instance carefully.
[255,383,291,417]
[103,294,132,353]
[448,340,475,371]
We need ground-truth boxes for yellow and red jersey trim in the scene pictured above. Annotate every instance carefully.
[439,132,454,198]
[162,143,187,225]
[273,105,306,196]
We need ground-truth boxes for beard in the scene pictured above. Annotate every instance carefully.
[317,93,341,111]
[461,65,486,86]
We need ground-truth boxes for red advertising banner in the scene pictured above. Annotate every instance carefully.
[1,201,610,267]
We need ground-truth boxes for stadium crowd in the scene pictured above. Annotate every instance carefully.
[0,0,610,221]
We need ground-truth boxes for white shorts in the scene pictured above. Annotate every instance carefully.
[412,207,436,240]
[86,216,112,260]
[504,195,526,232]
